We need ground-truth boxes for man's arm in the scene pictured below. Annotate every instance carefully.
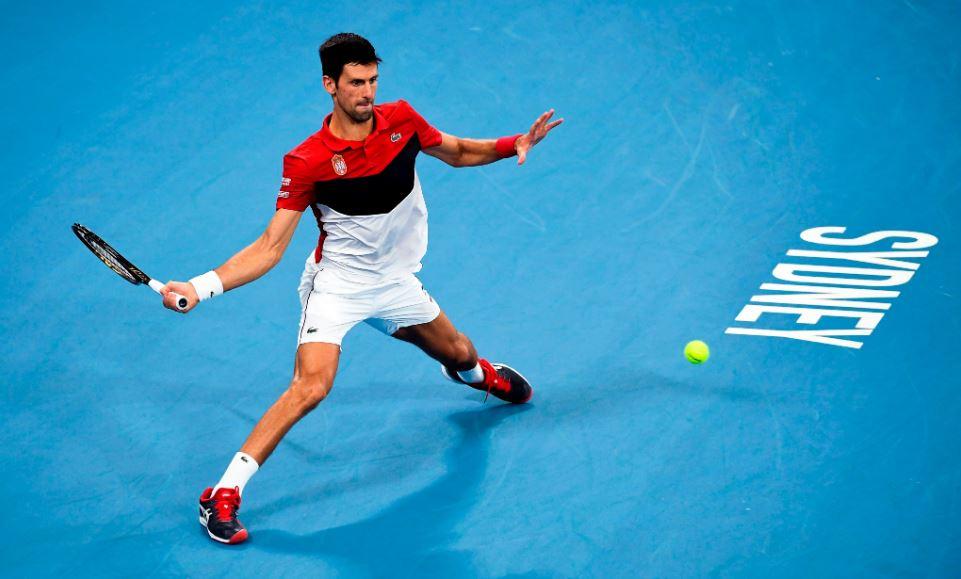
[160,208,303,312]
[424,109,563,168]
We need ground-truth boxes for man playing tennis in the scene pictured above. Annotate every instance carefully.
[161,33,562,544]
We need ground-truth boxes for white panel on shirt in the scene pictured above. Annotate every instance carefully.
[315,171,429,281]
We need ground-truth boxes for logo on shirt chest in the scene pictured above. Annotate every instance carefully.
[331,154,348,176]
[391,132,402,143]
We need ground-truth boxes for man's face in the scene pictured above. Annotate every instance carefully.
[325,63,379,123]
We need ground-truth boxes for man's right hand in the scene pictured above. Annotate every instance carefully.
[161,281,199,313]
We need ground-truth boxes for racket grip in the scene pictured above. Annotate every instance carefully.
[147,279,189,312]
[171,292,189,311]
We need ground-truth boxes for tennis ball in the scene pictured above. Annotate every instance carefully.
[684,340,710,364]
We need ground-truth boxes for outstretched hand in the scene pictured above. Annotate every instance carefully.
[515,109,563,165]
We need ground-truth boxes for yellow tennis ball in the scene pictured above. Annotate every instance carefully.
[684,340,710,364]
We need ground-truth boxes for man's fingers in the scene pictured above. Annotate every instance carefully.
[518,109,560,161]
[528,111,562,143]
[538,109,555,129]
[163,292,188,313]
[532,113,545,129]
[530,109,551,132]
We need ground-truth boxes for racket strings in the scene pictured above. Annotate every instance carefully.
[92,245,139,283]
[72,224,144,285]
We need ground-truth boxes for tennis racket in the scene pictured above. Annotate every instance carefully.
[72,223,189,311]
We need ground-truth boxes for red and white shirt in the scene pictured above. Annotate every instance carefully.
[277,100,443,280]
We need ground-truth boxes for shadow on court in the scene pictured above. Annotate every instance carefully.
[210,369,773,574]
[248,404,534,576]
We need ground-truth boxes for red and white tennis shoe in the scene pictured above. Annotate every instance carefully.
[199,486,248,544]
[442,358,534,404]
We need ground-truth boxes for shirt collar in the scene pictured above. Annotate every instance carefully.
[320,106,390,152]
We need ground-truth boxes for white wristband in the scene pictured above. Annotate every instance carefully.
[189,271,224,301]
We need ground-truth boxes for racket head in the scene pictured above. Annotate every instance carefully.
[71,223,151,286]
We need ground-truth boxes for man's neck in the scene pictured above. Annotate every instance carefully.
[327,106,374,142]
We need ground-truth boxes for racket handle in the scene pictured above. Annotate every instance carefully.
[171,292,189,311]
[147,279,189,312]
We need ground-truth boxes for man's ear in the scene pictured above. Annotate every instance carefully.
[322,75,337,96]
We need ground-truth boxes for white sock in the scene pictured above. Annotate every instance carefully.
[213,452,259,496]
[457,363,485,384]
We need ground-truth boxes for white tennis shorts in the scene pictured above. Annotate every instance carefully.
[296,253,441,346]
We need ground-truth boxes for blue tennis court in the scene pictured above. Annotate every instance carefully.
[1,1,959,576]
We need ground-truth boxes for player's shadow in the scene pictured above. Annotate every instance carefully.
[252,404,531,576]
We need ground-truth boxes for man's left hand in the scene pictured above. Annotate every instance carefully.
[515,109,563,165]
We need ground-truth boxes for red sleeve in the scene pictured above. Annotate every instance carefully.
[398,99,443,149]
[276,154,314,211]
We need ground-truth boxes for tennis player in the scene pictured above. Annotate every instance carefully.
[161,33,562,544]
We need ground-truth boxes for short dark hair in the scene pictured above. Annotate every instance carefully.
[319,33,381,81]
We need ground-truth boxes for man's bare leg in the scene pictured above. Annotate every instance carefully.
[211,342,339,491]
[239,341,341,464]
[200,342,340,544]
[391,310,478,372]
[392,310,533,404]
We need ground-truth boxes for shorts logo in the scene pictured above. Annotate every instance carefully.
[331,154,348,176]
[278,191,289,198]
[390,132,402,142]
[306,327,318,334]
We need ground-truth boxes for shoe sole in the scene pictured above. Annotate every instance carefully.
[199,510,248,544]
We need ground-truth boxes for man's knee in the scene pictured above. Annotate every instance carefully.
[286,373,333,414]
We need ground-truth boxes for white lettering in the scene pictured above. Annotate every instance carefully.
[751,283,897,310]
[726,226,937,349]
[785,249,927,271]
[725,327,872,349]
[735,304,883,329]
[771,263,914,287]
[799,226,938,250]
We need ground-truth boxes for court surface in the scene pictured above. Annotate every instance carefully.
[1,1,959,576]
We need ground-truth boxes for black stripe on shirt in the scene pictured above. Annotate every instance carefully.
[313,134,421,216]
